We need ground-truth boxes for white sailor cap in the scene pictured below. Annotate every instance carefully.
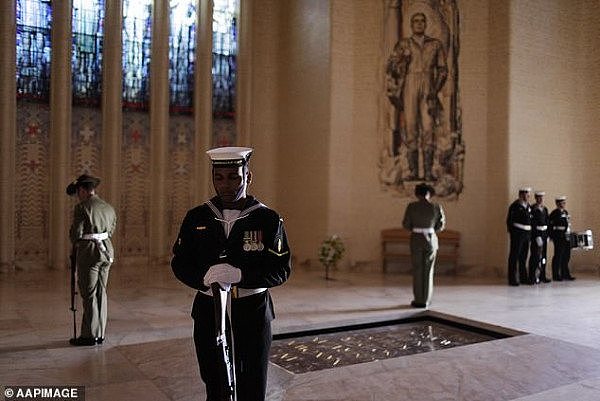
[534,191,545,196]
[555,195,567,202]
[518,187,532,193]
[206,147,253,167]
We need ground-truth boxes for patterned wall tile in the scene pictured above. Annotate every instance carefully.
[121,111,150,257]
[71,106,102,177]
[168,115,194,241]
[15,102,50,265]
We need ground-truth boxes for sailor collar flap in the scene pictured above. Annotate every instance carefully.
[205,197,266,222]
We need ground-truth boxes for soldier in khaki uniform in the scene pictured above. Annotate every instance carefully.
[66,175,117,346]
[402,183,445,307]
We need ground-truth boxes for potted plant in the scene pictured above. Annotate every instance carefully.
[318,235,345,280]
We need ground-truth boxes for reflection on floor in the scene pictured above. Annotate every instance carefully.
[1,264,600,400]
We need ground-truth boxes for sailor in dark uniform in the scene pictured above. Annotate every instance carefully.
[506,187,532,286]
[528,191,551,284]
[171,147,291,401]
[549,196,575,281]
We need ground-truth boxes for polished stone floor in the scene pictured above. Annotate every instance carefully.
[1,264,600,400]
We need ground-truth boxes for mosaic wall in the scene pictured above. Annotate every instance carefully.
[380,0,464,199]
[71,106,102,176]
[168,115,194,242]
[213,117,235,147]
[121,111,150,257]
[15,102,50,265]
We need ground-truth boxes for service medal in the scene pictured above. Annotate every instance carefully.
[257,231,264,251]
[243,231,252,251]
[249,231,258,251]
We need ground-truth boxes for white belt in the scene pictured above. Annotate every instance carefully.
[81,232,109,240]
[513,223,531,231]
[553,226,567,231]
[80,232,112,262]
[201,287,266,298]
[412,227,435,234]
[536,226,548,231]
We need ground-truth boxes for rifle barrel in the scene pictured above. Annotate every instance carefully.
[211,283,235,400]
[70,248,78,339]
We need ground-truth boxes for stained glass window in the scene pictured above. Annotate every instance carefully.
[122,0,152,110]
[169,0,196,114]
[212,0,237,119]
[72,0,104,106]
[16,0,52,102]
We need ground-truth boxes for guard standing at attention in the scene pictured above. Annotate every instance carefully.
[402,183,446,308]
[528,191,551,284]
[171,147,291,401]
[549,196,575,281]
[67,174,117,346]
[506,187,532,286]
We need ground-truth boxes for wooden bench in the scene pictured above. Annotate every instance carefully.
[381,228,460,273]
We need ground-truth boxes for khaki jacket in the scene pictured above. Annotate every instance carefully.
[70,195,117,266]
[402,199,445,249]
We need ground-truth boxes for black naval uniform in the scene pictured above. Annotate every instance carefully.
[172,196,291,401]
[528,204,549,283]
[549,208,572,281]
[506,200,532,285]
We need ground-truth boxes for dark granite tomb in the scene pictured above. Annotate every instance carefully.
[270,316,516,373]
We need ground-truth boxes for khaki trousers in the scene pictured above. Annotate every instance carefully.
[410,234,438,305]
[77,261,111,339]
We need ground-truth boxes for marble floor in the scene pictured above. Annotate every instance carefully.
[1,263,600,400]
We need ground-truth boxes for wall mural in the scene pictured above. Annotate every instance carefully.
[15,102,50,266]
[380,0,464,199]
[121,111,150,257]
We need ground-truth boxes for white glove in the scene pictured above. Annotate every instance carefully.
[214,282,232,292]
[203,263,242,287]
[536,236,543,247]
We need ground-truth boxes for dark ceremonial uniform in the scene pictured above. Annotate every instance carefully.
[506,200,532,285]
[549,208,572,281]
[528,204,549,283]
[402,199,446,306]
[69,194,117,340]
[172,196,291,401]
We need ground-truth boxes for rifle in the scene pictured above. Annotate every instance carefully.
[211,283,236,401]
[69,244,78,340]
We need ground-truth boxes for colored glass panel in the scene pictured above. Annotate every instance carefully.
[72,0,105,106]
[169,0,197,114]
[16,0,52,102]
[212,0,237,119]
[122,0,152,110]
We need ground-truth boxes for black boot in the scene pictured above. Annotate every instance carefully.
[392,129,401,156]
[69,337,98,346]
[406,150,419,180]
[423,149,437,181]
